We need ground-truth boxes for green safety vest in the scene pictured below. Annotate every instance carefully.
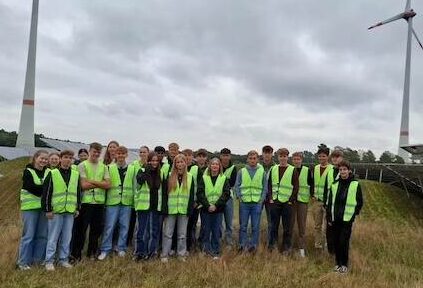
[330,181,359,222]
[20,168,50,211]
[134,172,163,212]
[297,166,311,203]
[71,164,78,171]
[132,160,145,174]
[51,168,79,213]
[203,174,226,205]
[271,165,295,203]
[240,166,265,203]
[223,165,235,180]
[81,161,107,204]
[106,163,135,206]
[313,164,333,201]
[167,173,192,215]
[161,163,171,180]
[189,165,199,193]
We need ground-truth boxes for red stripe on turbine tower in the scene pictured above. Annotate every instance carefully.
[23,99,34,106]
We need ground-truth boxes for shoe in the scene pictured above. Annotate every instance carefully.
[299,249,306,258]
[69,256,81,264]
[237,247,244,254]
[338,266,348,274]
[60,262,73,269]
[178,256,187,262]
[333,265,341,272]
[98,252,108,261]
[212,256,220,261]
[118,251,126,257]
[17,264,31,271]
[247,247,256,254]
[169,250,175,256]
[45,263,55,271]
[160,257,169,263]
[315,243,323,249]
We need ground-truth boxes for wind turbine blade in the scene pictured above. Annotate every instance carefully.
[405,0,411,11]
[368,12,405,30]
[412,28,423,50]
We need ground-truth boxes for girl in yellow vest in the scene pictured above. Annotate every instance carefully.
[160,154,195,262]
[134,152,163,261]
[326,160,363,274]
[42,150,81,271]
[48,152,60,169]
[197,158,230,259]
[17,149,49,270]
[103,140,119,165]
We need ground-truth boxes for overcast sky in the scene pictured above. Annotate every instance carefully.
[1,0,422,155]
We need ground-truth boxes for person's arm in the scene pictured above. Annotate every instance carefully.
[161,177,168,214]
[196,176,209,208]
[42,171,53,213]
[289,169,299,203]
[234,170,242,199]
[215,178,230,209]
[136,169,147,185]
[229,166,238,188]
[354,183,363,217]
[187,175,195,216]
[267,168,273,203]
[308,168,314,198]
[76,175,82,213]
[88,166,111,189]
[22,169,43,197]
[326,187,333,224]
[260,170,268,204]
[323,176,329,206]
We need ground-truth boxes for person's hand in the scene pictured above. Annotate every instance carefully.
[208,205,216,212]
[74,211,79,218]
[327,221,332,226]
[46,212,54,219]
[269,199,274,204]
[193,202,198,209]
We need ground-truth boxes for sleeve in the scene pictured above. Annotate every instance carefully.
[161,177,168,214]
[289,169,299,203]
[187,175,195,216]
[22,169,44,197]
[308,168,315,198]
[136,169,147,185]
[78,163,86,178]
[196,175,209,208]
[229,166,237,188]
[42,171,53,212]
[215,178,230,209]
[267,168,273,202]
[323,176,329,207]
[77,175,82,211]
[326,186,333,223]
[260,170,268,203]
[354,183,363,217]
[234,170,242,199]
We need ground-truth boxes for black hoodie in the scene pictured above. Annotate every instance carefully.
[22,164,48,197]
[136,165,163,211]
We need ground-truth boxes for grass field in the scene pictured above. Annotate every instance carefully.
[1,158,423,287]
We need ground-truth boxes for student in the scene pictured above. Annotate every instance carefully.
[160,143,179,180]
[326,160,363,274]
[267,148,299,254]
[312,146,333,249]
[17,150,49,270]
[219,148,237,246]
[103,140,119,165]
[98,146,135,260]
[289,152,313,257]
[324,149,344,255]
[133,146,149,172]
[42,150,81,271]
[193,148,209,250]
[70,142,111,261]
[161,154,195,262]
[48,152,60,169]
[182,149,199,252]
[73,148,89,166]
[197,158,230,259]
[235,150,267,253]
[261,145,275,248]
[134,152,163,261]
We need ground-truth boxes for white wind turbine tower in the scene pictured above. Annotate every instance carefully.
[369,0,423,162]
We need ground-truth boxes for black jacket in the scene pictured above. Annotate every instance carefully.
[326,175,363,224]
[196,174,230,213]
[136,165,163,212]
[161,174,195,216]
[22,164,48,197]
[223,162,238,189]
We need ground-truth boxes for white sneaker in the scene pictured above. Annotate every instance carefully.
[315,243,323,249]
[338,266,348,274]
[60,262,73,269]
[118,251,126,257]
[45,263,55,271]
[161,257,169,263]
[212,256,220,261]
[98,252,108,261]
[333,265,341,272]
[169,250,175,256]
[299,249,306,258]
[18,264,31,271]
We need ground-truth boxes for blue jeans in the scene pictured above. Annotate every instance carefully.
[100,205,131,253]
[45,213,74,264]
[17,210,48,266]
[239,202,262,250]
[136,210,161,256]
[203,212,223,256]
[223,198,233,245]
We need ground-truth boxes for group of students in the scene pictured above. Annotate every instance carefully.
[16,141,363,274]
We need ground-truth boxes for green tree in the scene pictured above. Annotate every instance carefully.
[393,155,405,164]
[379,151,394,163]
[362,150,376,163]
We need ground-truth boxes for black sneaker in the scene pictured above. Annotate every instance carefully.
[247,247,257,254]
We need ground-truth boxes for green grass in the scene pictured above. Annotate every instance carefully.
[1,159,423,287]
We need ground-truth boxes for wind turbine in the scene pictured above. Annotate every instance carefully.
[369,0,423,162]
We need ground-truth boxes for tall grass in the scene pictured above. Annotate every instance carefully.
[1,160,422,287]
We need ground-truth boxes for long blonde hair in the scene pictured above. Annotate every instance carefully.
[168,154,188,193]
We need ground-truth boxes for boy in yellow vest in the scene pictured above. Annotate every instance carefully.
[70,142,111,261]
[42,150,81,271]
[267,148,299,254]
[261,145,275,248]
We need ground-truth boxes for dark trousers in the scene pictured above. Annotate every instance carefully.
[136,210,161,257]
[187,208,200,251]
[127,208,136,247]
[332,221,352,267]
[326,221,335,254]
[71,203,104,259]
[269,202,292,252]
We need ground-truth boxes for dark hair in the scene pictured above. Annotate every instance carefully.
[78,148,88,155]
[139,145,149,152]
[182,149,193,156]
[276,148,289,156]
[154,146,166,153]
[330,150,344,158]
[103,141,119,165]
[292,152,303,158]
[317,147,330,156]
[338,160,352,170]
[196,148,208,157]
[116,146,128,154]
[145,152,162,191]
[262,145,274,153]
[89,142,103,151]
[31,149,49,166]
[60,150,74,158]
[220,148,231,155]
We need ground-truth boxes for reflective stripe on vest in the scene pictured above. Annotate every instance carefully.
[20,168,50,211]
[297,166,311,203]
[82,161,106,204]
[313,164,333,201]
[240,167,265,203]
[106,164,135,206]
[168,173,192,215]
[331,180,358,222]
[51,168,79,213]
[203,174,226,205]
[271,165,295,203]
